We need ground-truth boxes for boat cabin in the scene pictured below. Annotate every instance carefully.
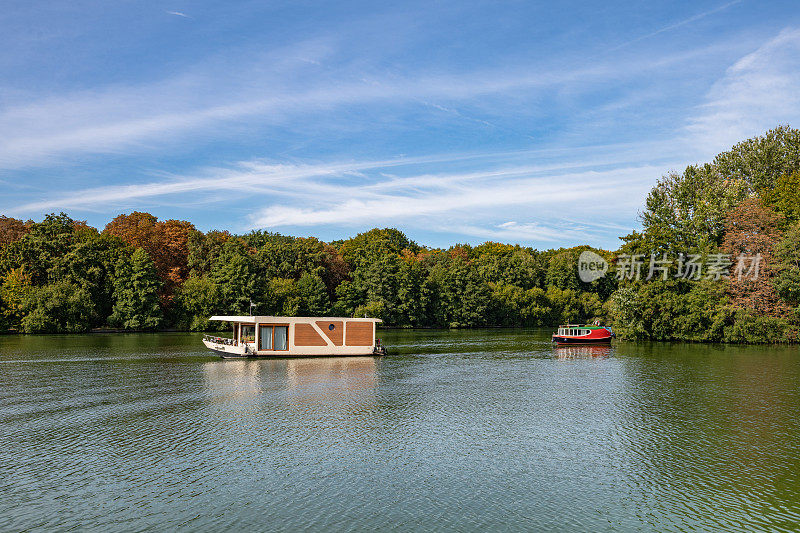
[203,316,385,358]
[556,326,596,337]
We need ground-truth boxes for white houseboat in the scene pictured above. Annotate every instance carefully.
[202,316,387,358]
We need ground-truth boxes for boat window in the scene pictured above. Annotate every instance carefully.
[241,325,255,343]
[259,326,273,350]
[274,326,288,350]
[258,325,289,351]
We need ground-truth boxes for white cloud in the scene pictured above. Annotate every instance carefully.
[687,28,800,154]
[0,36,741,170]
[11,140,676,213]
[457,220,619,244]
[609,0,742,52]
[6,140,674,247]
[248,164,659,229]
[6,25,799,248]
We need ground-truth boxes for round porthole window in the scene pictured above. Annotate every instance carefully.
[328,323,335,331]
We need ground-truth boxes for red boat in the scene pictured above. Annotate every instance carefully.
[552,324,615,345]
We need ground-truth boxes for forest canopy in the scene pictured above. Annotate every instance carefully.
[1,126,799,342]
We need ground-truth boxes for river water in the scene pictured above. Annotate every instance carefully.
[1,329,799,531]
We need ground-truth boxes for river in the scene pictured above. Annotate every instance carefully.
[1,329,799,531]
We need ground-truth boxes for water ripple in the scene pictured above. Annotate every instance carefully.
[0,330,799,531]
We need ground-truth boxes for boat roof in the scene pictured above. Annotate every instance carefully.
[209,315,382,323]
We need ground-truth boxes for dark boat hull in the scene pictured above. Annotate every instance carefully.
[552,336,613,345]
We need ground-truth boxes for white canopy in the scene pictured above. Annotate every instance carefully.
[209,316,382,323]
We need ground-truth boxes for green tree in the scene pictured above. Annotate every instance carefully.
[488,283,550,326]
[762,171,800,226]
[330,280,366,318]
[474,243,546,289]
[624,165,749,254]
[264,277,301,316]
[296,272,330,316]
[713,125,800,193]
[0,213,77,284]
[722,310,791,344]
[109,248,163,330]
[774,221,800,317]
[208,240,262,315]
[427,256,490,328]
[608,280,727,342]
[397,253,433,327]
[545,287,582,325]
[0,267,33,330]
[21,281,96,333]
[49,235,127,324]
[255,237,349,298]
[337,228,419,271]
[355,254,403,324]
[187,230,232,276]
[624,126,800,256]
[173,276,221,330]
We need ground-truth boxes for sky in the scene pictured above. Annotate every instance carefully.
[2,0,800,250]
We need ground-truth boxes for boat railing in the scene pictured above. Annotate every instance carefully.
[203,334,237,346]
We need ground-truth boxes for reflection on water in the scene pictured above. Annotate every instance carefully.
[553,344,612,359]
[1,330,799,532]
[202,357,379,414]
[286,356,377,388]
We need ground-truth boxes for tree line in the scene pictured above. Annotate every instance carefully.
[0,212,613,333]
[610,125,800,343]
[0,126,798,342]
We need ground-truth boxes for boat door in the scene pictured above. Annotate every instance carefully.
[258,325,289,352]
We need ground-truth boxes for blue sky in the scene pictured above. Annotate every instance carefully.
[2,0,800,249]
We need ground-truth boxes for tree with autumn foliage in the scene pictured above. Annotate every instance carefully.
[721,198,791,317]
[0,216,29,247]
[103,212,195,302]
